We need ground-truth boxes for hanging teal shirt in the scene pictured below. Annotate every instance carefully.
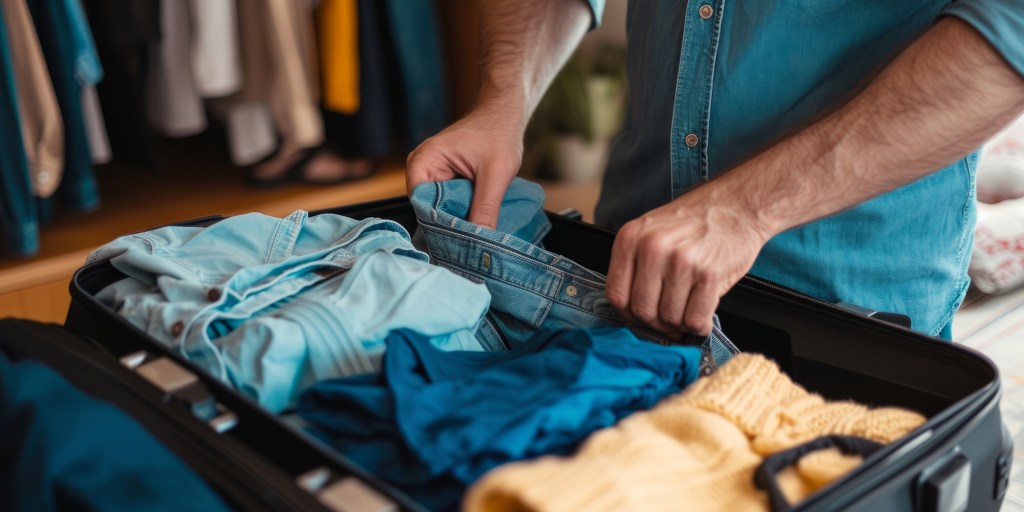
[588,0,1024,336]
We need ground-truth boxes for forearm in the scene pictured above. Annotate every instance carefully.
[705,18,1024,240]
[475,0,592,130]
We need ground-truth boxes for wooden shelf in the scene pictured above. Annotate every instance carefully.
[0,133,602,324]
[0,136,410,322]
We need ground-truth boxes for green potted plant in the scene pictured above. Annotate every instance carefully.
[524,43,627,183]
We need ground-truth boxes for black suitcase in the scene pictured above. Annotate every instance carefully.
[58,197,1011,512]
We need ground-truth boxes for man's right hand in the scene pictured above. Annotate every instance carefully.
[406,104,525,230]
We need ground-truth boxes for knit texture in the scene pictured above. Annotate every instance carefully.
[464,353,926,512]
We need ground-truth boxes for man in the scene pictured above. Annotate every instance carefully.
[407,0,1024,340]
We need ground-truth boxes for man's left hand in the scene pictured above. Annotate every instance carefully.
[605,185,772,336]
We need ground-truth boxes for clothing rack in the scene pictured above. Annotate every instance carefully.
[0,0,479,261]
[0,0,485,320]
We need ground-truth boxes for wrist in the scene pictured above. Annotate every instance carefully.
[697,176,783,245]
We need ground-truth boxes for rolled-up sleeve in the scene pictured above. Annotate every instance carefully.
[942,0,1024,78]
[585,0,605,29]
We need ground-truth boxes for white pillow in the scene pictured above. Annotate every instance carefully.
[977,114,1024,204]
[970,198,1024,294]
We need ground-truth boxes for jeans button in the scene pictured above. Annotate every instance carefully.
[565,285,578,297]
[206,288,222,302]
[170,321,184,336]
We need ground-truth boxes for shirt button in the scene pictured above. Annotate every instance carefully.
[170,321,184,336]
[685,133,699,147]
[699,4,714,19]
[565,285,578,297]
[206,288,222,302]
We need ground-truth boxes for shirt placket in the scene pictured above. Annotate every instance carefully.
[669,0,726,199]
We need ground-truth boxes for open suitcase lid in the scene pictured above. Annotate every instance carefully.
[65,196,1008,512]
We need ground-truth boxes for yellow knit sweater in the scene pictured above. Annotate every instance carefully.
[464,353,926,512]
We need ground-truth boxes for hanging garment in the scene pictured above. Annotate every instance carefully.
[62,0,100,85]
[0,352,231,512]
[0,5,37,256]
[29,0,104,223]
[382,0,447,149]
[299,328,703,511]
[83,0,159,167]
[318,0,359,114]
[263,0,323,152]
[147,0,206,137]
[59,0,109,164]
[410,178,740,373]
[28,0,105,211]
[210,0,277,165]
[89,211,491,413]
[3,0,63,199]
[189,0,242,98]
[80,85,110,164]
[465,353,927,512]
[322,0,392,159]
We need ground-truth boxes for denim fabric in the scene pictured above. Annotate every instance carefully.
[90,211,490,412]
[383,0,448,149]
[588,0,1024,336]
[411,178,738,373]
[298,327,702,511]
[62,0,103,86]
[0,5,37,256]
[0,353,229,512]
[28,0,100,212]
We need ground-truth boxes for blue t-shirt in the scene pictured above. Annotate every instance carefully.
[588,0,1024,336]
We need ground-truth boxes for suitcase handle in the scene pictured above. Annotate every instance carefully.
[119,351,238,433]
[753,435,885,511]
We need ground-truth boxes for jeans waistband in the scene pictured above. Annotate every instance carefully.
[421,223,621,321]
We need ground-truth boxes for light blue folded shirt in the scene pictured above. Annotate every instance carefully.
[89,210,490,413]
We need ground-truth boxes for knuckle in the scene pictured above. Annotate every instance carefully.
[617,222,639,243]
[606,290,629,310]
[684,314,712,335]
[669,250,697,272]
[639,235,671,258]
[696,267,719,283]
[631,304,657,324]
[659,307,682,329]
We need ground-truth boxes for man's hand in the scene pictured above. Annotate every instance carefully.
[607,18,1024,336]
[606,185,772,336]
[407,105,525,229]
[403,0,591,228]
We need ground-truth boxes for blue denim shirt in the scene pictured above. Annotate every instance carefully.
[588,0,1024,336]
[89,211,490,412]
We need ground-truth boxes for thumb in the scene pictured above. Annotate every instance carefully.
[405,145,455,195]
[468,166,513,230]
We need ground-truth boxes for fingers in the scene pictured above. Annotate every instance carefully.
[405,145,439,195]
[626,238,667,331]
[657,273,692,334]
[467,163,514,229]
[607,223,638,323]
[682,280,719,336]
[608,221,722,337]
